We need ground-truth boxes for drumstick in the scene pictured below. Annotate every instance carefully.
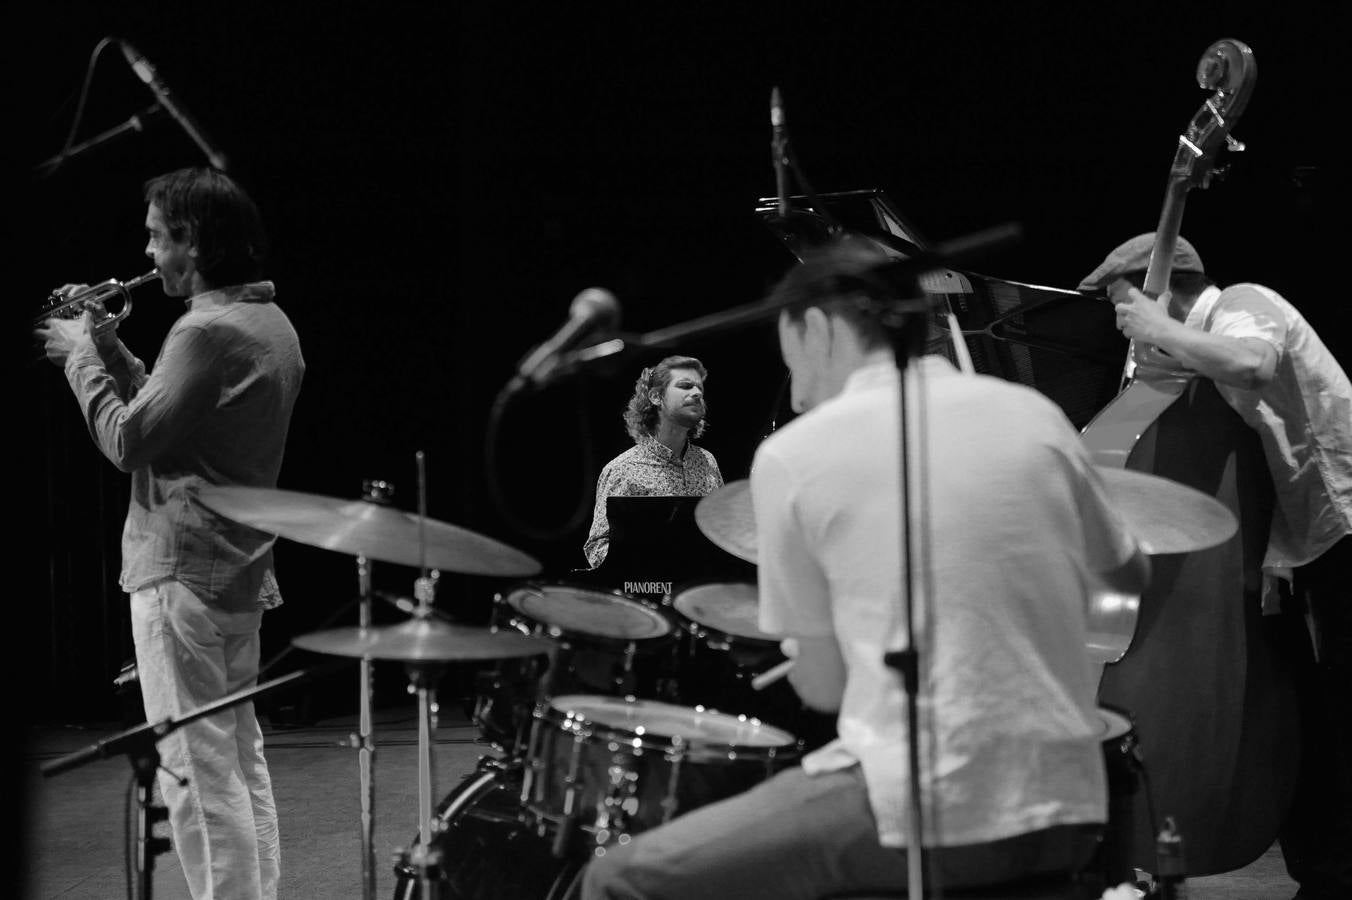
[751,659,795,691]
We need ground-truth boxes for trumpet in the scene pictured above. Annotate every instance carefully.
[34,268,159,332]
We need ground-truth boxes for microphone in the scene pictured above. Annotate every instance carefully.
[510,288,621,393]
[770,86,789,218]
[119,40,229,171]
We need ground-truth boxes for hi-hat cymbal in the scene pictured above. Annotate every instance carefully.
[695,480,757,565]
[293,618,550,662]
[197,486,541,576]
[1095,465,1237,555]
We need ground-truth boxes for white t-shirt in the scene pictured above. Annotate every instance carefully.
[1185,283,1352,571]
[752,357,1137,848]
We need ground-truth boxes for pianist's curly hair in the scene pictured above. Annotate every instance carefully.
[623,355,709,442]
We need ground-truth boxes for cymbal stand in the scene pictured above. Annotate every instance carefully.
[402,654,447,898]
[355,477,395,900]
[402,452,444,896]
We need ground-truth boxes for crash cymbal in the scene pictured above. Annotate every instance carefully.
[695,480,756,565]
[197,486,541,577]
[293,618,550,662]
[1095,466,1237,555]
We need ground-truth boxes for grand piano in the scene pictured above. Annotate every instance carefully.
[754,188,1129,430]
[573,496,755,603]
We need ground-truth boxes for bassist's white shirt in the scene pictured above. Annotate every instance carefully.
[1186,283,1352,572]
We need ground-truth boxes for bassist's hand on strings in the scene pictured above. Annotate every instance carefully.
[1107,276,1277,390]
[1107,279,1175,345]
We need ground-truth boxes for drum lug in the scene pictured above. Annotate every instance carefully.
[660,745,686,823]
[597,752,640,836]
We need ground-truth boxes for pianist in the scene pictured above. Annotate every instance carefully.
[583,355,724,568]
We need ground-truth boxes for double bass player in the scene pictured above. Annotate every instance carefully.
[1081,232,1352,900]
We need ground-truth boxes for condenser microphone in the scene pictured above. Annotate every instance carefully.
[510,288,622,392]
[770,86,790,218]
[119,40,229,171]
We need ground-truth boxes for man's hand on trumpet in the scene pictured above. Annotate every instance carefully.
[35,309,96,368]
[36,284,122,366]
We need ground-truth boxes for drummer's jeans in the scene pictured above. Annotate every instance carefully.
[580,764,1099,900]
[131,581,280,900]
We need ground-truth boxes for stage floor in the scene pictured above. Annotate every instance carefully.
[23,707,1296,899]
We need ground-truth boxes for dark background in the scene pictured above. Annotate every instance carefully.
[14,1,1339,733]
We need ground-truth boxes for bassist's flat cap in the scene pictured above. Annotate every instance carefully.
[1078,232,1205,291]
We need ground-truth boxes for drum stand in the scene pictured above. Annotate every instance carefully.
[354,477,395,900]
[395,655,447,898]
[355,550,379,900]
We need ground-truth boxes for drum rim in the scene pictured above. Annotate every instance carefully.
[502,581,673,641]
[1095,706,1133,742]
[537,693,800,754]
[671,581,778,645]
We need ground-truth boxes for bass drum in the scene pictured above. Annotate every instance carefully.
[391,767,582,900]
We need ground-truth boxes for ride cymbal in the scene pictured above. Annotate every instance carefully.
[197,486,541,576]
[293,618,550,662]
[1094,466,1238,555]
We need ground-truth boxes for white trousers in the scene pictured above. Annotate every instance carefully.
[131,581,280,900]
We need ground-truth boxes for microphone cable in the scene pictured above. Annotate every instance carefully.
[483,379,599,543]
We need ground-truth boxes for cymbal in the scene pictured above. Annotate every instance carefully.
[196,486,541,577]
[694,480,756,565]
[1095,466,1237,555]
[693,468,1238,564]
[293,618,550,662]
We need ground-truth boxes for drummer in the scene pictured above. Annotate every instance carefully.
[582,355,724,568]
[35,167,303,900]
[581,237,1150,899]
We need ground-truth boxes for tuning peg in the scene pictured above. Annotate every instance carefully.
[1225,134,1246,153]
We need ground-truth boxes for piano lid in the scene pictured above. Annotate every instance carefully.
[754,189,1126,429]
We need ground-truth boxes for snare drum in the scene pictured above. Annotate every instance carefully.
[669,582,836,749]
[473,583,677,753]
[521,694,800,857]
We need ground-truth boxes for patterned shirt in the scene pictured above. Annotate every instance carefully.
[584,434,724,567]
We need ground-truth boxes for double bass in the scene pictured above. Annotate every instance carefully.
[1080,39,1301,877]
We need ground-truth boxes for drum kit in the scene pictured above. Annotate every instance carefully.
[191,456,1237,900]
[196,477,808,900]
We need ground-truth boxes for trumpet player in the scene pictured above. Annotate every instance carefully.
[35,166,304,900]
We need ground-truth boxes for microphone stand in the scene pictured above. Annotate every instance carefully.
[879,308,934,900]
[541,226,1021,364]
[34,104,165,176]
[42,662,350,900]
